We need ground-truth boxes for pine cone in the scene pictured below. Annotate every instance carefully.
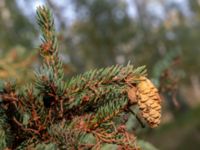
[136,77,161,128]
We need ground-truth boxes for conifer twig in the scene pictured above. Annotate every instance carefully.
[128,108,145,128]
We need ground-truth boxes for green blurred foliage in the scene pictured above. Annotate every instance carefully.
[0,0,37,84]
[0,0,36,50]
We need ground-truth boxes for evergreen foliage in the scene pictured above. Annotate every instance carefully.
[0,6,161,149]
[152,48,182,87]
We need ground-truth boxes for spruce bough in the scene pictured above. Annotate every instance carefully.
[0,6,161,149]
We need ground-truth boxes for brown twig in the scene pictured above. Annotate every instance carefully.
[128,108,145,128]
[13,117,40,135]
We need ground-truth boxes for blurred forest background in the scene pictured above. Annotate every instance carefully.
[0,0,200,149]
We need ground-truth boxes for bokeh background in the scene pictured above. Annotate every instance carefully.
[0,0,200,149]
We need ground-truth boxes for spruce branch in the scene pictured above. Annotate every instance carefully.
[61,64,146,128]
[36,6,65,112]
[0,109,12,150]
[64,64,146,108]
[37,6,58,57]
[36,6,64,82]
[0,5,162,149]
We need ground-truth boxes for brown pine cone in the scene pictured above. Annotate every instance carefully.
[136,76,161,128]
